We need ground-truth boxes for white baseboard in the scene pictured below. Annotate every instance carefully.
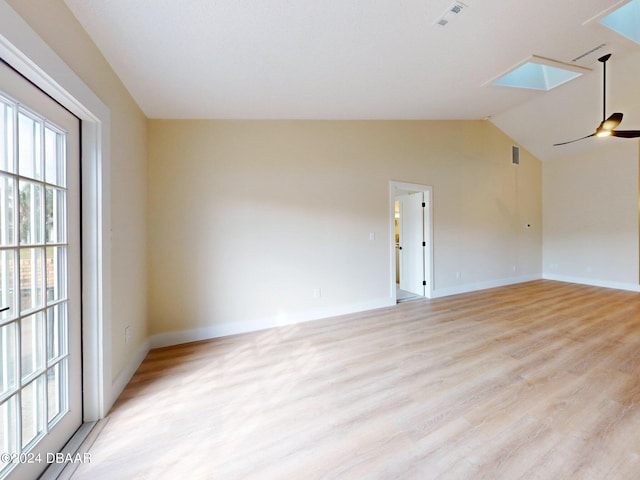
[542,273,640,292]
[431,274,542,298]
[150,297,395,349]
[137,273,640,356]
[110,338,151,406]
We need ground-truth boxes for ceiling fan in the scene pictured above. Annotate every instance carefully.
[554,53,640,146]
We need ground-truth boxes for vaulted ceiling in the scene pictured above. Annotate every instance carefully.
[63,0,640,160]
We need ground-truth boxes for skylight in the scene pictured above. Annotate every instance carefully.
[490,56,587,91]
[599,0,640,45]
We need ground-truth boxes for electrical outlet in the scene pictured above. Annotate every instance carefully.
[313,288,322,298]
[125,326,131,344]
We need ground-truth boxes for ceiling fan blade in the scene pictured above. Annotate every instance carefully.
[553,133,596,146]
[601,112,623,131]
[611,130,640,138]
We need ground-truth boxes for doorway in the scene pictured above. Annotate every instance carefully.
[0,61,82,480]
[390,182,433,302]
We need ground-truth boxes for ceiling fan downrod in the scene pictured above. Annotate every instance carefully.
[599,53,611,125]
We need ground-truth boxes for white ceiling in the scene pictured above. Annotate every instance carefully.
[63,0,640,160]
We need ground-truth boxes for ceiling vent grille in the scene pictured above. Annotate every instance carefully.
[435,2,468,27]
[572,43,607,63]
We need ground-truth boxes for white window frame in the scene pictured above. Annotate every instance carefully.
[0,0,112,420]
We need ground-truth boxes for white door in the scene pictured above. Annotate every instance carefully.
[398,192,425,296]
[422,191,431,295]
[0,62,81,480]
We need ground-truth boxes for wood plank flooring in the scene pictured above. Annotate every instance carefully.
[71,280,640,479]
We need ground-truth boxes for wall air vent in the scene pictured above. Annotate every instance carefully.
[435,2,468,27]
[512,145,520,165]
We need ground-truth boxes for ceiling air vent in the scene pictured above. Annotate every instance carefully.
[435,2,468,27]
[572,43,607,63]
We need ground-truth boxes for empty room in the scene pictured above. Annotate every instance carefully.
[1,0,640,479]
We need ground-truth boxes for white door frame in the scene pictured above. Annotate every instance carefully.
[0,1,112,421]
[396,192,425,296]
[389,181,433,301]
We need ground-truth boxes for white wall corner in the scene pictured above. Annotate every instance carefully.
[110,339,151,408]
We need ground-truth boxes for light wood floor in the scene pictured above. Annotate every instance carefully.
[72,280,640,479]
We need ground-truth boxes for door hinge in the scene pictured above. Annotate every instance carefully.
[422,241,426,247]
[422,202,426,208]
[422,280,427,286]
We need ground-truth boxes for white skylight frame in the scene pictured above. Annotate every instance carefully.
[598,0,640,45]
[485,55,591,91]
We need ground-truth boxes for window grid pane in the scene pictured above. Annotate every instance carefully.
[0,322,18,399]
[0,174,16,247]
[45,247,67,304]
[44,127,65,188]
[18,112,43,181]
[46,303,67,364]
[0,395,19,474]
[47,359,67,426]
[20,312,45,381]
[45,187,66,244]
[19,248,45,313]
[20,375,45,448]
[19,181,44,246]
[0,250,17,324]
[0,101,15,174]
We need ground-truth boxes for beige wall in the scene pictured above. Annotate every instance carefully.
[543,141,640,287]
[148,120,542,337]
[7,0,148,381]
[6,0,640,415]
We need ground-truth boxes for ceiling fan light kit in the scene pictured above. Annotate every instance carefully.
[554,54,640,146]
